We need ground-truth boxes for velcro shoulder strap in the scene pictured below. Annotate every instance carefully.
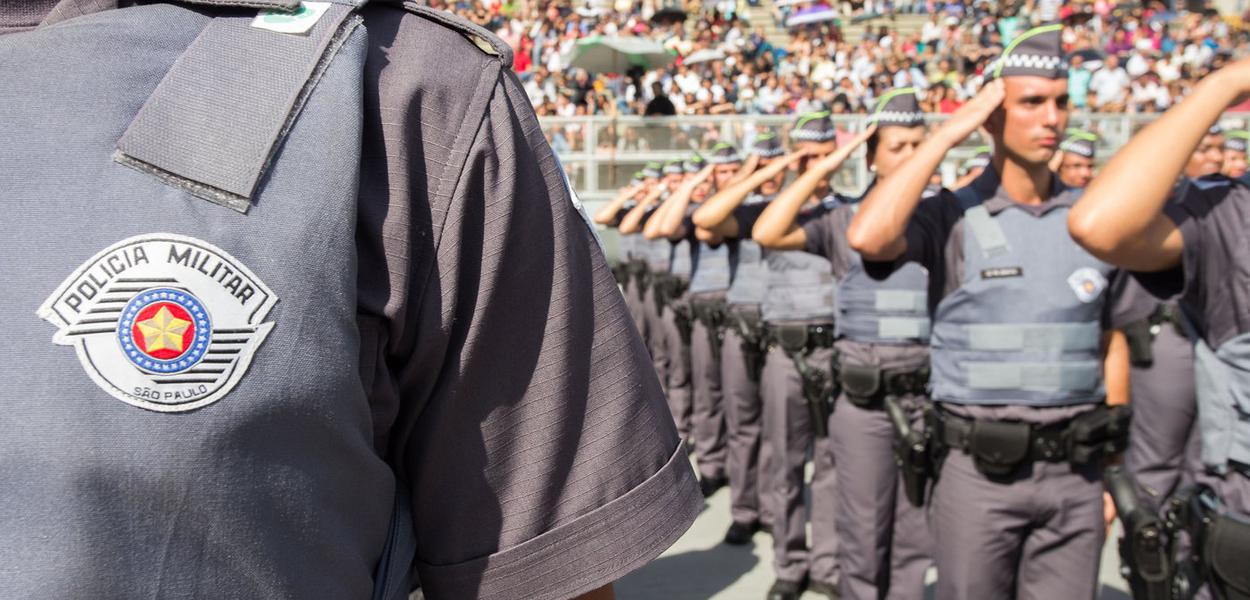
[114,1,365,213]
[952,185,1010,257]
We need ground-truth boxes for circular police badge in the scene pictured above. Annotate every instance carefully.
[1066,266,1108,304]
[37,234,277,412]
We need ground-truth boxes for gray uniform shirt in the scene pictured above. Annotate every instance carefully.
[867,169,1126,423]
[1137,176,1250,348]
[1,3,701,598]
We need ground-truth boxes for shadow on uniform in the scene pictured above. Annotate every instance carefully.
[614,542,759,600]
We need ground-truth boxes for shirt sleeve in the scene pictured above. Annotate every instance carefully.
[731,202,770,239]
[862,191,953,281]
[802,208,837,259]
[1130,193,1204,303]
[397,67,699,599]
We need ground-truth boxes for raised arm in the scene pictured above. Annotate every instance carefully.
[618,184,665,234]
[848,81,1004,260]
[1067,60,1250,272]
[593,183,642,225]
[754,127,875,250]
[692,151,806,237]
[648,165,715,241]
[725,152,761,187]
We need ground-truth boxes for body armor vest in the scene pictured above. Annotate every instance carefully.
[688,241,732,296]
[0,3,411,597]
[836,198,930,345]
[930,188,1114,406]
[670,238,693,280]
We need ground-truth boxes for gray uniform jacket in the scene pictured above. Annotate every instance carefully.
[0,2,700,599]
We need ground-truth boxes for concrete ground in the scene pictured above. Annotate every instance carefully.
[617,460,1132,600]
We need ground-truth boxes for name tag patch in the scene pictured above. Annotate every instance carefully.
[981,266,1023,279]
[38,234,277,413]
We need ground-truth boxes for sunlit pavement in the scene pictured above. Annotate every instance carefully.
[617,459,1132,600]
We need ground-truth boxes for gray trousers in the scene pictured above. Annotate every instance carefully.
[827,395,932,600]
[623,276,648,347]
[929,451,1105,600]
[691,316,727,479]
[644,285,691,438]
[722,326,774,526]
[1126,325,1201,510]
[762,345,839,586]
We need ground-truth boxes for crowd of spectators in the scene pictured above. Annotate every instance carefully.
[428,0,1250,120]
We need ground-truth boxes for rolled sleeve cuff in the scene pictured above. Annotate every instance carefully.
[416,442,701,600]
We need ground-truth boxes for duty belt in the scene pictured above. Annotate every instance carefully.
[691,299,727,362]
[934,404,1132,478]
[768,323,835,437]
[767,323,834,353]
[837,361,930,409]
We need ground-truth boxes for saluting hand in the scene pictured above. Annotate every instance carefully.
[814,124,877,173]
[936,79,1004,147]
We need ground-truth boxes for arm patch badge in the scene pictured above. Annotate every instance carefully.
[37,234,277,413]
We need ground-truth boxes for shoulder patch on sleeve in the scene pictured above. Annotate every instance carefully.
[396,2,513,66]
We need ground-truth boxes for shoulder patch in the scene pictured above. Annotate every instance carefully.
[398,2,513,66]
[38,234,277,413]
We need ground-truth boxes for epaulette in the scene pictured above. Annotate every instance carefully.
[394,1,513,66]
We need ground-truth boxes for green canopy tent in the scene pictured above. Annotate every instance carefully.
[564,35,677,74]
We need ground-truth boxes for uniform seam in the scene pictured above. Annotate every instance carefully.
[410,61,503,331]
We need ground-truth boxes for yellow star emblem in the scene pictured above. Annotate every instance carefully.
[136,306,191,354]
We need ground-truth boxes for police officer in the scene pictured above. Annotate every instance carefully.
[848,25,1131,599]
[754,88,934,600]
[0,2,702,598]
[692,133,797,545]
[647,153,730,494]
[619,160,692,439]
[1222,129,1249,179]
[954,145,991,189]
[1055,128,1098,189]
[595,168,658,342]
[1070,55,1250,599]
[747,112,844,600]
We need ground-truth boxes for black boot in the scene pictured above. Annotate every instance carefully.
[699,474,727,498]
[766,578,806,600]
[723,520,761,545]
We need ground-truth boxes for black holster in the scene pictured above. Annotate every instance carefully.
[1067,404,1133,465]
[671,300,694,347]
[692,300,726,363]
[886,396,934,507]
[731,309,767,383]
[1105,466,1174,600]
[773,324,835,438]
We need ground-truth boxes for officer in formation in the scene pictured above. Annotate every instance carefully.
[1,1,702,599]
[646,150,736,494]
[1070,55,1250,599]
[753,88,935,600]
[1054,128,1098,189]
[953,145,991,189]
[693,133,794,545]
[847,24,1132,599]
[618,160,696,442]
[1222,129,1249,180]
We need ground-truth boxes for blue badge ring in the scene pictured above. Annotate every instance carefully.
[117,288,213,374]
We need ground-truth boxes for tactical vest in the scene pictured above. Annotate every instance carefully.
[1190,326,1250,474]
[642,236,671,272]
[760,198,838,324]
[687,241,732,296]
[1,2,412,597]
[670,238,693,280]
[837,201,930,344]
[929,188,1114,406]
[725,194,772,307]
[619,231,638,262]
